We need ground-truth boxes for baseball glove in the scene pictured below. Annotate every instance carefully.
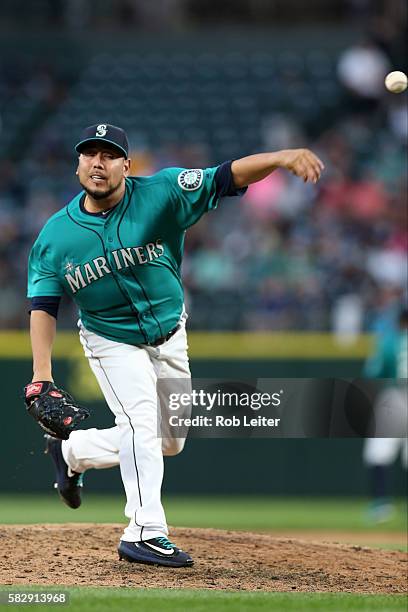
[24,381,90,440]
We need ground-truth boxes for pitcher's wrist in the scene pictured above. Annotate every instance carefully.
[32,371,53,382]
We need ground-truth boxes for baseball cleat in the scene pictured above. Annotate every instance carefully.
[44,434,84,509]
[118,537,194,567]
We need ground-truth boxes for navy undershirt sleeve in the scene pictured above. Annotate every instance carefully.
[215,160,248,197]
[29,296,61,319]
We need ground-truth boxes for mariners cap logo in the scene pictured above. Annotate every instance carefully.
[96,124,108,137]
[178,169,203,191]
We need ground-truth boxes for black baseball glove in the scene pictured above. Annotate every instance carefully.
[24,381,90,440]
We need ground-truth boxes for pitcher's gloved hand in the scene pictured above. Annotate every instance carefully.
[24,381,90,440]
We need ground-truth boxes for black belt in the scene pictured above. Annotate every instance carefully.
[146,324,181,347]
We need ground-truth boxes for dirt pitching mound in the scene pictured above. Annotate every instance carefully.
[0,524,406,593]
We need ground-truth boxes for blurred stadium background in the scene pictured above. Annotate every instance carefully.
[0,1,407,526]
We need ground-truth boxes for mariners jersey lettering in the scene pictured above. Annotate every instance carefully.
[27,167,219,345]
[64,240,165,293]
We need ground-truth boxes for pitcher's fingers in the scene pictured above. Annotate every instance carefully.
[308,158,323,180]
[303,160,319,183]
[312,164,322,181]
[307,169,318,183]
[311,153,325,170]
[296,163,308,181]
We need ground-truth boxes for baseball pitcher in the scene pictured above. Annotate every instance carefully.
[25,124,324,566]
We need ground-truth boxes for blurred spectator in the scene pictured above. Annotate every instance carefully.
[337,39,390,108]
[362,307,408,523]
[0,27,406,332]
[332,294,364,344]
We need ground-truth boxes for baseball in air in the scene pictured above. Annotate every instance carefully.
[385,71,408,94]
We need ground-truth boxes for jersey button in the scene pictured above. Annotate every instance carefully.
[107,237,113,243]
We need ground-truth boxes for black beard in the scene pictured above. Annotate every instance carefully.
[79,179,122,201]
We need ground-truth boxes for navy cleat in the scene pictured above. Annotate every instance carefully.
[44,435,84,509]
[118,536,194,568]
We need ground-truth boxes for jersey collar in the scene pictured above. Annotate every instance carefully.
[79,194,120,217]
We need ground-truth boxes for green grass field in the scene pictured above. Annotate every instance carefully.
[1,495,406,611]
[0,588,407,611]
[0,493,406,532]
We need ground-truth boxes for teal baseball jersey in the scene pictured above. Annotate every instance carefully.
[364,329,408,379]
[28,167,220,345]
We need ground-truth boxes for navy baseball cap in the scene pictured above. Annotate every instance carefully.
[75,124,129,158]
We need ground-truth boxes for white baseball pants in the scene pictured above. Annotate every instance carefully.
[61,312,190,542]
[363,387,408,468]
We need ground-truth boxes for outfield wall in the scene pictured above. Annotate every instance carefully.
[3,331,406,496]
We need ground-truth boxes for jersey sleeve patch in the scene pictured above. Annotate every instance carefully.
[177,169,203,191]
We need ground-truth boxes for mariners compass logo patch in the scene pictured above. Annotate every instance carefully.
[177,169,203,191]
